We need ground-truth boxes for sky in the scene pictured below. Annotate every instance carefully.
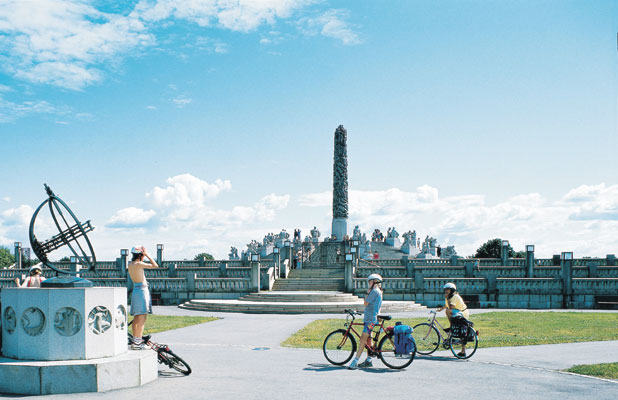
[0,0,617,261]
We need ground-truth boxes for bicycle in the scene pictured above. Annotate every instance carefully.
[322,309,416,369]
[127,320,192,375]
[412,310,478,360]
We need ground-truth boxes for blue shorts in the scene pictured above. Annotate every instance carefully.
[130,282,152,316]
[363,322,376,334]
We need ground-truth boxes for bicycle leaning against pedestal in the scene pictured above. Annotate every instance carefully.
[127,319,192,375]
[322,309,416,369]
[412,310,479,360]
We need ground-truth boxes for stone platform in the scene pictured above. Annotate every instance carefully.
[0,350,157,395]
[180,291,425,313]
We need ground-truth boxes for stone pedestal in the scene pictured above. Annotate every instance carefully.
[331,218,347,241]
[1,287,127,361]
[385,237,401,248]
[401,244,418,256]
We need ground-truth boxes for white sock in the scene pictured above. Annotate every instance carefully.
[365,356,372,362]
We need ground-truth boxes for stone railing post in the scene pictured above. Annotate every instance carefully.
[401,256,412,277]
[219,261,228,278]
[501,240,509,266]
[525,245,535,277]
[199,256,205,267]
[250,255,260,292]
[168,262,177,278]
[450,256,458,267]
[14,242,22,269]
[464,261,474,278]
[587,261,598,278]
[345,255,355,292]
[119,249,128,277]
[69,256,79,275]
[607,254,616,266]
[414,268,424,292]
[273,249,281,278]
[186,273,196,292]
[156,244,164,267]
[561,252,573,308]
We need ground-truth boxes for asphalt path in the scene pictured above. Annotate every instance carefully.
[11,307,618,400]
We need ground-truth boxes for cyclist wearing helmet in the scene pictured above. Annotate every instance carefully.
[348,273,383,369]
[128,246,159,350]
[14,265,46,288]
[437,282,469,356]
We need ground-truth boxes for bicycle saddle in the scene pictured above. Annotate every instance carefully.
[378,315,392,321]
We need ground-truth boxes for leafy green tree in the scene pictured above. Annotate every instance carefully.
[475,238,522,258]
[0,246,14,268]
[194,253,214,261]
[57,256,71,262]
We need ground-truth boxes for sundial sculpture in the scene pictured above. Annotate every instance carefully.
[29,184,97,287]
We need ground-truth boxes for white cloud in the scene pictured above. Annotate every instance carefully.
[299,184,618,258]
[172,96,192,107]
[0,0,154,90]
[147,174,232,208]
[0,1,359,90]
[146,105,157,110]
[1,197,10,202]
[1,205,33,226]
[103,174,290,257]
[106,207,156,228]
[297,9,360,45]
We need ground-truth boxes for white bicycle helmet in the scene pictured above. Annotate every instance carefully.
[131,246,143,255]
[367,273,383,283]
[443,282,456,291]
[29,265,42,273]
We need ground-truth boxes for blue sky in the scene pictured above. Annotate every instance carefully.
[0,0,617,260]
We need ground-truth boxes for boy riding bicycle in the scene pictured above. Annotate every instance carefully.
[348,273,383,369]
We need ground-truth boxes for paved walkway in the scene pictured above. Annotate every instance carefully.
[14,308,618,400]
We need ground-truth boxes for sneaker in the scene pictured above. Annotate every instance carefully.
[347,359,359,370]
[142,335,152,343]
[358,360,373,368]
[131,339,146,350]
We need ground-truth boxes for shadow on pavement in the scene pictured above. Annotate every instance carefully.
[304,363,402,373]
[415,355,468,362]
[158,369,189,378]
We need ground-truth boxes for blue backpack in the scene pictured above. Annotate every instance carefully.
[393,323,414,355]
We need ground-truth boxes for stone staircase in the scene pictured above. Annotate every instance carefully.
[178,267,426,314]
[272,268,345,291]
[180,291,425,314]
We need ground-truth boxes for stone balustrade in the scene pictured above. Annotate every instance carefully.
[352,278,413,291]
[496,278,562,294]
[355,267,407,278]
[194,278,249,292]
[424,278,487,294]
[572,278,618,294]
[414,267,465,278]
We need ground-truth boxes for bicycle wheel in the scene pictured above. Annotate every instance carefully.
[159,349,192,375]
[412,323,440,355]
[449,329,478,360]
[323,329,357,366]
[377,334,415,369]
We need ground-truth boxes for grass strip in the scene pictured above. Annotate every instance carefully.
[282,312,618,349]
[566,362,618,380]
[129,315,217,335]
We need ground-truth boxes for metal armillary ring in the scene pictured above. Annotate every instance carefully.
[29,184,97,275]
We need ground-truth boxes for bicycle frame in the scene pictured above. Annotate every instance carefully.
[340,310,389,354]
[423,310,449,343]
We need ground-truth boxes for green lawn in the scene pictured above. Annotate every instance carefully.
[282,312,618,349]
[129,315,217,335]
[566,362,618,380]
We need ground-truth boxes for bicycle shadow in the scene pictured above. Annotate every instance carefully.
[304,363,403,373]
[158,369,188,378]
[415,355,469,362]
